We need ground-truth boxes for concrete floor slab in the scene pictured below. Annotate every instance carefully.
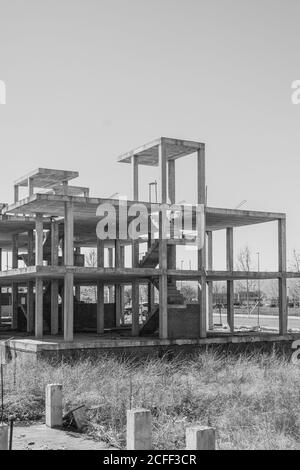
[12,423,115,450]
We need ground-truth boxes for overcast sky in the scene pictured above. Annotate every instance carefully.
[0,0,299,270]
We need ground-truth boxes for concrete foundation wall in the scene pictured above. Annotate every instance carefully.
[7,338,298,365]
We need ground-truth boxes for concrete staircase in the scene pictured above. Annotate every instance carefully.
[139,241,186,336]
[140,306,159,336]
[151,278,185,306]
[139,240,159,268]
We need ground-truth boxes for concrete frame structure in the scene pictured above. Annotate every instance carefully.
[0,138,298,356]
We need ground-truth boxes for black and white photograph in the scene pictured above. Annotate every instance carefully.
[0,0,299,456]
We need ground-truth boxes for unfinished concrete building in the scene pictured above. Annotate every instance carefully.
[0,137,298,360]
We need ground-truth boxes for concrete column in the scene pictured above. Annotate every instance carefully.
[35,278,43,339]
[28,229,35,265]
[120,245,125,325]
[132,154,139,200]
[131,153,140,336]
[14,184,19,203]
[226,227,234,333]
[51,281,59,335]
[0,424,8,450]
[27,229,35,333]
[168,159,176,270]
[158,139,168,338]
[197,145,206,205]
[35,214,44,266]
[45,384,63,428]
[131,223,140,336]
[12,235,19,330]
[131,281,140,336]
[74,248,81,301]
[115,285,121,327]
[159,139,167,204]
[197,145,207,339]
[127,409,152,450]
[207,231,214,330]
[51,220,59,335]
[62,180,68,195]
[63,202,74,342]
[0,248,1,326]
[159,207,168,339]
[97,281,105,334]
[278,217,287,335]
[115,240,121,327]
[186,426,216,450]
[64,202,74,266]
[27,281,34,333]
[28,177,34,196]
[51,221,59,266]
[108,247,114,302]
[63,272,74,342]
[97,238,104,267]
[147,282,155,317]
[97,238,105,334]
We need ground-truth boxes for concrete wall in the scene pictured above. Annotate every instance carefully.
[17,302,116,332]
[167,304,200,339]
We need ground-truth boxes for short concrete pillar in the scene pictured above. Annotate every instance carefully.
[186,425,216,450]
[45,384,63,428]
[127,409,152,450]
[0,424,8,450]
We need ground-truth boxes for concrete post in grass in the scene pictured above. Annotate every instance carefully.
[127,409,152,450]
[186,425,216,450]
[0,424,8,450]
[45,384,63,428]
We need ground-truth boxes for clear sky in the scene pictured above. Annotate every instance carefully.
[0,0,299,270]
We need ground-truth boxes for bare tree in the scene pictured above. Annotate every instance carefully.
[85,248,97,268]
[236,246,256,316]
[83,248,97,302]
[288,249,300,302]
[180,283,197,303]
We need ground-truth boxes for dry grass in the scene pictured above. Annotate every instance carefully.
[1,351,300,450]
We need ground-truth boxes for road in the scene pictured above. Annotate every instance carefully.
[213,312,300,331]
